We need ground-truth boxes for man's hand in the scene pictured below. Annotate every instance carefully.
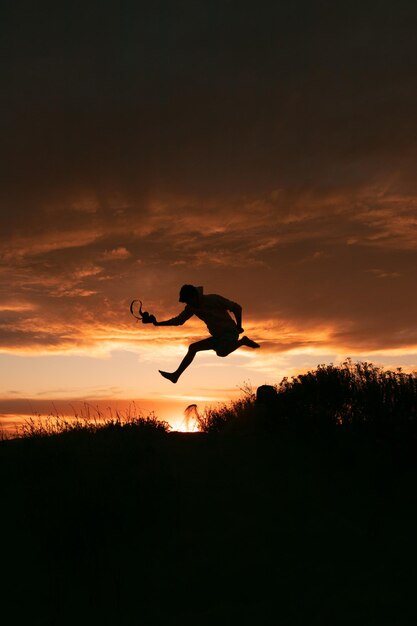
[237,326,244,334]
[141,313,156,324]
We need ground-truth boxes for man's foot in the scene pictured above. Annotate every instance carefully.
[159,370,179,383]
[240,336,260,349]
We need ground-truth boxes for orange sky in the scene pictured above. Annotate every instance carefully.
[1,2,417,432]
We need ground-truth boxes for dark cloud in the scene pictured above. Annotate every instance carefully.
[2,1,417,214]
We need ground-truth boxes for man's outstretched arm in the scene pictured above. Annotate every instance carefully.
[153,319,181,327]
[153,308,193,327]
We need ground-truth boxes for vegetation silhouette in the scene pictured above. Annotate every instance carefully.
[196,360,417,441]
[2,360,417,625]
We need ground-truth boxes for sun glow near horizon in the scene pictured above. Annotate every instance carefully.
[2,337,417,436]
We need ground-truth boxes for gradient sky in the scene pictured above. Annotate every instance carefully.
[2,1,417,431]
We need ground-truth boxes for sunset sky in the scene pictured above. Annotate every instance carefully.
[2,1,417,431]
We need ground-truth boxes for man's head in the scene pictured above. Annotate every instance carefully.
[179,284,200,306]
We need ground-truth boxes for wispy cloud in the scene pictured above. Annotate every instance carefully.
[101,247,131,261]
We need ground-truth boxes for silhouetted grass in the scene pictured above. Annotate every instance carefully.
[194,383,256,433]
[11,404,170,441]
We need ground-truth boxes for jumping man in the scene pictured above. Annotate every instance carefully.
[151,284,260,383]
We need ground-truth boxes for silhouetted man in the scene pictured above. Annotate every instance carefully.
[152,285,260,383]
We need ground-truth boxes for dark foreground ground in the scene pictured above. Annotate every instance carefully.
[2,426,417,626]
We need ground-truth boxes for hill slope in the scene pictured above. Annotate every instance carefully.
[2,423,417,626]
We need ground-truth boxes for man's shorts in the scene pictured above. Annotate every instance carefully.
[212,330,239,356]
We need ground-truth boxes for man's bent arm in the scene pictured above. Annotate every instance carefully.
[231,303,243,332]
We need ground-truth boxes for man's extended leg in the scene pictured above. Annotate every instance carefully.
[159,337,216,383]
[214,335,260,357]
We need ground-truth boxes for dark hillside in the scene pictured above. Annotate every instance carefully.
[2,363,417,625]
[2,429,417,625]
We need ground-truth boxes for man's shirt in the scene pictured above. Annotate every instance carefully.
[167,293,239,337]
